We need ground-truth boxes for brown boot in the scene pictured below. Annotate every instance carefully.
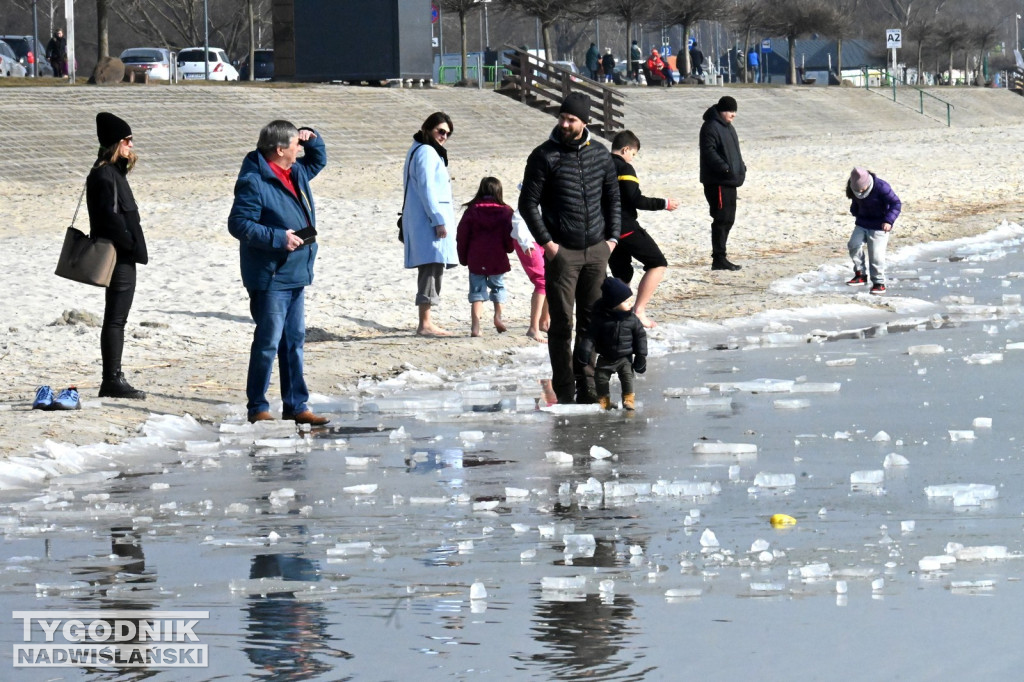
[598,395,612,410]
[284,410,330,426]
[622,394,636,411]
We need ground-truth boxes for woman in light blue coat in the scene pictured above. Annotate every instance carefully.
[403,111,458,336]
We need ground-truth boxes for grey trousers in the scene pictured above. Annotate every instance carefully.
[848,226,889,284]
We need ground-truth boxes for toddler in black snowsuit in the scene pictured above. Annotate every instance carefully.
[576,277,648,410]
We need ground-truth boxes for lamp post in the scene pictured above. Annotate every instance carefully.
[31,0,38,77]
[1016,13,1021,54]
[203,0,210,79]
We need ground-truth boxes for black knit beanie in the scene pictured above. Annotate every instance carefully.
[715,96,738,113]
[96,112,132,148]
[601,277,632,307]
[559,92,591,123]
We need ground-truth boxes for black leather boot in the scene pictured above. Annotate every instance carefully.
[98,371,146,400]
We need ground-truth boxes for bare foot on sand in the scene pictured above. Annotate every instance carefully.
[635,311,657,329]
[471,321,481,337]
[417,325,452,337]
[540,379,557,406]
[526,329,546,342]
[494,316,508,333]
[539,319,550,332]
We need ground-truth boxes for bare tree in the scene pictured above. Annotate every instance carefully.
[97,0,109,58]
[658,0,729,78]
[833,0,861,79]
[730,0,771,82]
[499,0,586,59]
[602,0,656,76]
[110,0,250,54]
[877,0,947,83]
[440,0,481,84]
[764,0,845,84]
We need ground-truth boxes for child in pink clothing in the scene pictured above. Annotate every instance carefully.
[456,177,516,337]
[512,188,550,342]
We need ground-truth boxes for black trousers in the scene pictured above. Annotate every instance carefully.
[544,243,610,403]
[101,261,137,377]
[703,184,737,260]
[595,355,635,398]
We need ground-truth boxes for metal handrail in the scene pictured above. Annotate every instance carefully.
[863,67,953,126]
[438,64,510,89]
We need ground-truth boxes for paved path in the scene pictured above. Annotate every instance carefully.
[2,82,1022,184]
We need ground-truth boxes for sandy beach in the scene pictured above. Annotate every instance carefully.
[1,83,1021,457]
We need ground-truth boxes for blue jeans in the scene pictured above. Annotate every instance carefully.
[246,287,308,418]
[848,226,889,284]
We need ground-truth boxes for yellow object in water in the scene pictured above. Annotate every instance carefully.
[770,514,797,528]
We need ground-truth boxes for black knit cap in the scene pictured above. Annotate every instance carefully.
[559,92,591,123]
[715,96,738,113]
[601,277,632,307]
[96,112,132,148]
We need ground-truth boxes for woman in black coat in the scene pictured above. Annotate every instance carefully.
[86,112,148,399]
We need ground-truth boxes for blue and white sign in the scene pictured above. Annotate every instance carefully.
[886,29,902,49]
[761,38,771,53]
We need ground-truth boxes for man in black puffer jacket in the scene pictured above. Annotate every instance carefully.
[699,95,746,271]
[519,93,621,404]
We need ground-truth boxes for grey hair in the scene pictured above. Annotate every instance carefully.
[257,120,299,157]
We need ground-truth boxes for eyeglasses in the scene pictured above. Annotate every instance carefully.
[434,128,452,138]
[123,136,133,142]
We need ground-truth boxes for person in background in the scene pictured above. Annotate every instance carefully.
[630,40,643,82]
[585,43,600,80]
[845,167,901,295]
[609,131,679,329]
[601,48,616,83]
[402,112,458,336]
[576,277,647,411]
[456,176,515,337]
[519,93,620,404]
[87,113,149,400]
[46,29,66,77]
[747,48,760,83]
[511,199,550,343]
[228,120,329,425]
[646,49,673,86]
[689,43,705,80]
[699,95,746,270]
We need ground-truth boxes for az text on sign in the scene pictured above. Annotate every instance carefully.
[886,29,902,49]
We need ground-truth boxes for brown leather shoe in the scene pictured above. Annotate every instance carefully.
[284,410,330,426]
[248,411,274,423]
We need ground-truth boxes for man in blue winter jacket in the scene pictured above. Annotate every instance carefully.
[228,120,330,425]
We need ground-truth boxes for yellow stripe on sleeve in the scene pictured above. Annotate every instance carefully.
[617,174,639,183]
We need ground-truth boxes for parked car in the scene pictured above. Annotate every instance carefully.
[120,47,173,81]
[176,47,238,81]
[0,40,27,77]
[238,48,273,81]
[0,35,52,77]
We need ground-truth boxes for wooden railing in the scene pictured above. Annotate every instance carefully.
[501,45,625,134]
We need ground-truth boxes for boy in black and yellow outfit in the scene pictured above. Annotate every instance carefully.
[576,277,648,411]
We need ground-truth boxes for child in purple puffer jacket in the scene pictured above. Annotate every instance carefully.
[845,167,901,295]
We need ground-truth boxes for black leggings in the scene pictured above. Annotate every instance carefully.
[101,261,137,377]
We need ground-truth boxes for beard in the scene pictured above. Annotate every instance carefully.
[557,125,583,144]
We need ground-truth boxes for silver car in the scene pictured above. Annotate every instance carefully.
[0,40,28,77]
[120,47,173,81]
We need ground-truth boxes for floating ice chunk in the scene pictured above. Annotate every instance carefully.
[326,541,372,557]
[972,417,992,428]
[851,470,885,485]
[505,487,530,499]
[948,430,976,441]
[901,520,915,533]
[470,581,487,600]
[664,386,710,398]
[343,484,377,495]
[773,399,810,409]
[520,549,536,560]
[965,352,1003,365]
[699,529,719,547]
[599,579,615,593]
[269,488,296,505]
[919,555,956,571]
[752,472,796,489]
[728,465,741,481]
[541,576,586,591]
[884,453,910,467]
[872,578,884,592]
[730,378,794,393]
[563,534,596,549]
[150,482,170,490]
[951,545,1009,561]
[575,478,603,496]
[834,431,851,440]
[790,382,841,393]
[589,445,614,460]
[925,483,998,507]
[799,563,831,579]
[750,539,770,553]
[871,431,891,442]
[604,482,641,498]
[1006,341,1024,350]
[653,480,719,497]
[511,523,530,533]
[36,581,91,595]
[686,396,733,409]
[836,580,848,594]
[693,442,757,455]
[345,456,371,467]
[229,578,323,595]
[545,450,574,464]
[758,551,774,562]
[825,358,857,367]
[908,344,945,355]
[665,588,703,598]
[950,580,996,590]
[473,500,500,512]
[225,503,249,515]
[460,430,485,442]
[629,545,643,556]
[388,426,408,442]
[409,496,448,505]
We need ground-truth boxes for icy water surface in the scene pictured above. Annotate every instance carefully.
[4,223,1024,680]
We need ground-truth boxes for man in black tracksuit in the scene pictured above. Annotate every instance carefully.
[699,95,746,270]
[519,93,621,404]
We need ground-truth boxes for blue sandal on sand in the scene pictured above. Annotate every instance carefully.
[32,386,54,410]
